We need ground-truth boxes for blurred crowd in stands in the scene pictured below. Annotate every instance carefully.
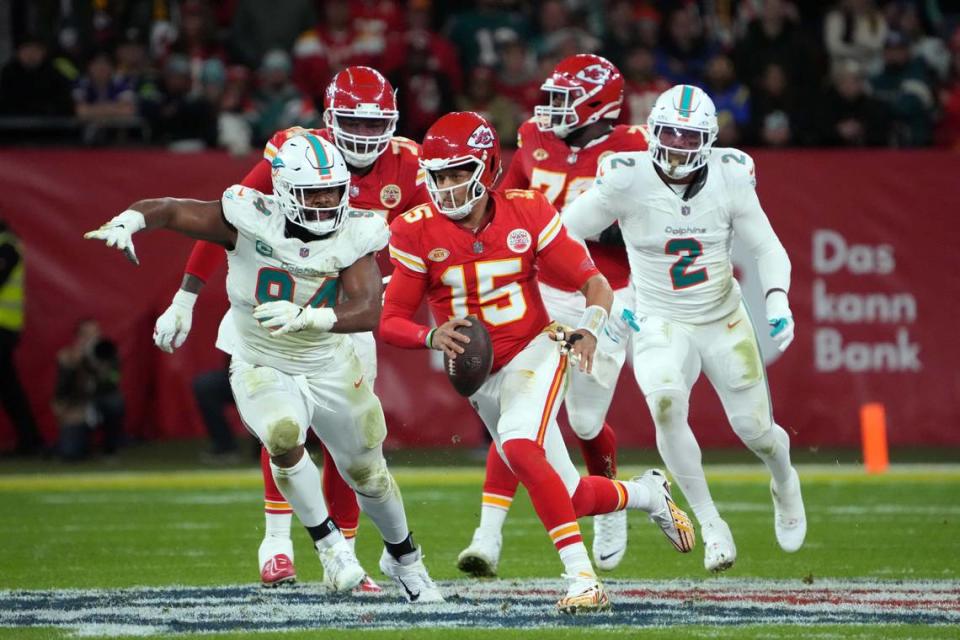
[2,0,960,150]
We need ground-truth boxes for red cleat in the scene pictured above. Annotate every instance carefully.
[260,553,297,588]
[354,575,383,594]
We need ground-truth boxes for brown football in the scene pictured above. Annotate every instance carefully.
[444,317,494,397]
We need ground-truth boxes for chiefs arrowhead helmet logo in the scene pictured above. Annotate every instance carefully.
[467,125,495,149]
[575,64,611,84]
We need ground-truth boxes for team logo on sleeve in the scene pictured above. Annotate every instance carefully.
[428,247,450,262]
[468,125,495,149]
[507,228,532,253]
[533,148,549,161]
[350,184,360,198]
[380,184,402,208]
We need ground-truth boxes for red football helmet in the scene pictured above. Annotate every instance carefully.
[534,54,624,139]
[323,66,398,168]
[420,112,502,220]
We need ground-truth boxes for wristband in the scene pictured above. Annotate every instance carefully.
[171,289,198,310]
[305,307,337,332]
[576,305,608,339]
[425,328,437,349]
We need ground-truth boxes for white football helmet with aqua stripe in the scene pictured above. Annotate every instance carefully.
[647,84,718,179]
[271,133,351,235]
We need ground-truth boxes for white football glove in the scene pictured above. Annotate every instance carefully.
[153,289,197,353]
[83,210,146,264]
[766,290,795,352]
[253,300,337,336]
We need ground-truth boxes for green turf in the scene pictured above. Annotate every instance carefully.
[1,464,958,638]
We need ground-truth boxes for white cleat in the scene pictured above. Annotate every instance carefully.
[771,467,807,552]
[557,571,611,614]
[258,537,296,587]
[379,547,444,603]
[456,527,502,577]
[592,510,628,571]
[635,469,696,553]
[317,537,366,592]
[702,517,737,572]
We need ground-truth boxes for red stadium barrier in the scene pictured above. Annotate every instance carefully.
[1,148,958,449]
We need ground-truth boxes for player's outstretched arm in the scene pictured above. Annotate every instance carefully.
[84,198,236,265]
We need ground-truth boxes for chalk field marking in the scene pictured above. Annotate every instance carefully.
[2,579,958,636]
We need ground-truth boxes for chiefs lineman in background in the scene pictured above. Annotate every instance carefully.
[458,54,649,576]
[151,67,428,589]
[380,111,694,613]
[562,85,807,572]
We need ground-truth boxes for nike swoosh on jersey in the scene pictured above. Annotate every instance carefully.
[727,319,742,329]
[353,376,364,388]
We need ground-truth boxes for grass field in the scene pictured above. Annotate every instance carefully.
[1,452,958,639]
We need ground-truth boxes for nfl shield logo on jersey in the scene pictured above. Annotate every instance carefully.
[300,247,310,257]
[681,205,691,216]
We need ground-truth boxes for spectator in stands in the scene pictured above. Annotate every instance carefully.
[620,45,669,125]
[114,28,161,108]
[885,1,950,81]
[935,27,960,149]
[655,6,714,86]
[229,0,316,68]
[382,0,463,95]
[0,218,45,457]
[733,0,811,91]
[494,36,539,120]
[749,63,803,147]
[200,59,252,155]
[600,0,643,70]
[143,53,217,148]
[389,35,455,142]
[815,60,889,146]
[445,0,531,70]
[170,0,227,92]
[73,49,136,121]
[350,0,405,64]
[530,0,599,61]
[247,49,317,146]
[456,65,521,146]
[870,30,936,147]
[704,54,750,146]
[53,319,124,461]
[0,35,74,117]
[293,0,376,103]
[824,0,888,77]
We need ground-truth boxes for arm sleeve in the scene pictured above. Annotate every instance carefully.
[560,185,620,244]
[379,267,432,349]
[731,183,791,297]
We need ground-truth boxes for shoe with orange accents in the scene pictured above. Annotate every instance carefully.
[258,537,296,587]
[635,469,696,553]
[556,571,611,614]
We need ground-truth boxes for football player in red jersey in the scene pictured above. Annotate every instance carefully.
[151,66,429,590]
[461,54,650,575]
[380,112,694,613]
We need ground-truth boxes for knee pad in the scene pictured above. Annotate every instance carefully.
[346,458,396,501]
[729,414,778,454]
[646,390,688,431]
[265,417,301,456]
[566,404,603,440]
